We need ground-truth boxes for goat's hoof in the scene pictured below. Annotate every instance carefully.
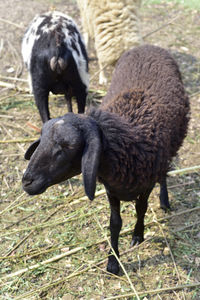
[130,235,144,247]
[160,203,171,212]
[107,261,119,275]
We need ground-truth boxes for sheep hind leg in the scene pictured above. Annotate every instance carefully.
[159,178,170,211]
[98,61,107,85]
[131,188,153,247]
[107,195,122,275]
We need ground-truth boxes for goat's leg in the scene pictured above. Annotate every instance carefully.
[131,188,152,247]
[33,88,49,123]
[159,177,170,211]
[70,85,86,113]
[31,68,50,123]
[75,90,86,114]
[65,92,72,113]
[107,195,122,275]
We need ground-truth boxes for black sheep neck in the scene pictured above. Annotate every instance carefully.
[88,107,155,194]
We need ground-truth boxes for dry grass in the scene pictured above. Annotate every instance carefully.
[0,0,200,299]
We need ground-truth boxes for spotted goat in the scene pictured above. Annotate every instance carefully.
[22,11,89,122]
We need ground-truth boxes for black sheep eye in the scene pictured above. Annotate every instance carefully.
[52,147,63,157]
[61,141,74,150]
[67,144,74,150]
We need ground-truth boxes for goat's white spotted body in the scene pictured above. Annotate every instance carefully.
[22,11,89,90]
[21,11,89,121]
[21,15,45,69]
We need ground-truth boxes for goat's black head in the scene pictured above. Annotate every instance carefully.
[22,113,102,200]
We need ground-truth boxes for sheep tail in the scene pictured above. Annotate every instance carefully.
[50,56,67,73]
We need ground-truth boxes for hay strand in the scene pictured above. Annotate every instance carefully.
[2,247,83,280]
[0,17,23,29]
[0,137,36,144]
[104,282,200,299]
[0,80,29,92]
[168,165,200,175]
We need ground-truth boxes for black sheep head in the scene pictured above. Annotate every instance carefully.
[22,113,102,200]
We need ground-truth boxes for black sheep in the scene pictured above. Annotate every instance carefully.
[22,45,190,274]
[22,11,89,123]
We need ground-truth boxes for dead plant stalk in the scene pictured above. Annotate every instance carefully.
[104,282,200,299]
[1,247,83,280]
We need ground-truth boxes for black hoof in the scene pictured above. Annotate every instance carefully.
[107,261,119,275]
[107,254,120,275]
[130,235,144,247]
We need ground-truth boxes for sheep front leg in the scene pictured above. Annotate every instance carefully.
[107,195,122,275]
[159,177,170,211]
[131,188,152,247]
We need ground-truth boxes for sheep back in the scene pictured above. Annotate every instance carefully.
[77,0,142,66]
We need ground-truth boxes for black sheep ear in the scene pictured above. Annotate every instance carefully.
[81,124,102,201]
[24,139,40,160]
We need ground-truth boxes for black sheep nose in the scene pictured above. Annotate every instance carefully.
[22,173,33,187]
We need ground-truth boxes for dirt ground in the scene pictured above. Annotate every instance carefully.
[0,0,200,299]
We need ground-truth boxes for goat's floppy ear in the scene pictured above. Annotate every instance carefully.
[24,139,40,160]
[81,121,102,201]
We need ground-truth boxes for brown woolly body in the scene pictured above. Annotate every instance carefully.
[89,45,190,200]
